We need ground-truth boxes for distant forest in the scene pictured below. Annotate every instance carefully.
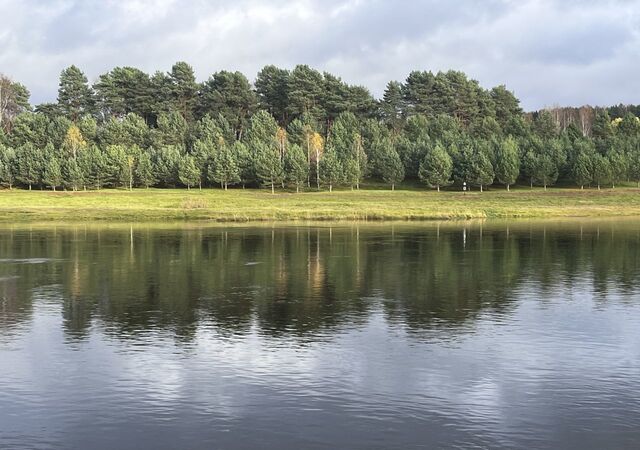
[0,62,639,192]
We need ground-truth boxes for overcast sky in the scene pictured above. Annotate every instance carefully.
[0,0,638,110]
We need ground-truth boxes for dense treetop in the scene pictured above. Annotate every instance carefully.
[0,63,639,192]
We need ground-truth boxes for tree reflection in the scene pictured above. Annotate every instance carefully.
[0,220,639,342]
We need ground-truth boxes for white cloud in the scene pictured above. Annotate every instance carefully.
[0,0,639,110]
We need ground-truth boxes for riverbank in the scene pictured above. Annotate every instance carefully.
[0,187,639,222]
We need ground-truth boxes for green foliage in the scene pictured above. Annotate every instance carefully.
[136,152,156,188]
[572,151,593,189]
[5,62,640,193]
[592,154,612,189]
[494,137,520,189]
[284,144,309,192]
[253,142,283,193]
[16,143,43,189]
[533,154,559,189]
[0,145,16,188]
[178,154,200,189]
[43,156,62,190]
[418,143,453,191]
[57,65,94,121]
[378,144,405,190]
[319,148,343,192]
[209,145,241,190]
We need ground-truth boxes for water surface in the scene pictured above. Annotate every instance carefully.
[1,221,640,449]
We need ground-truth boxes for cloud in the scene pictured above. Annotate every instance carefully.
[0,0,639,110]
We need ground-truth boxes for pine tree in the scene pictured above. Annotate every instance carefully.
[79,145,107,189]
[533,154,558,191]
[209,145,241,190]
[592,154,612,190]
[43,156,62,191]
[319,147,343,192]
[0,145,16,189]
[178,154,200,189]
[380,148,405,190]
[629,151,640,188]
[136,152,156,188]
[494,136,520,191]
[57,65,94,122]
[253,142,283,193]
[63,157,84,191]
[418,143,453,191]
[572,151,592,189]
[284,143,309,193]
[608,151,628,189]
[16,143,41,190]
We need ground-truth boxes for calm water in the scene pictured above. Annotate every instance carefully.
[1,221,640,449]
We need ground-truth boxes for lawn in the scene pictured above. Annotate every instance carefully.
[0,185,639,222]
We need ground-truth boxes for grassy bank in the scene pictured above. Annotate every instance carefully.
[0,186,639,222]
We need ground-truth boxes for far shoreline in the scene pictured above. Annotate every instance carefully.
[0,186,639,222]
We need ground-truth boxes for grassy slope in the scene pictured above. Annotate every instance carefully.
[0,186,638,222]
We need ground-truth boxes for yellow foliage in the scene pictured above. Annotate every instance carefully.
[63,125,87,157]
[310,132,324,162]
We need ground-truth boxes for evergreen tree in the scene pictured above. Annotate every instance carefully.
[233,141,254,188]
[379,146,405,190]
[533,154,558,191]
[468,147,494,192]
[494,136,520,191]
[319,147,343,192]
[418,143,453,191]
[178,154,200,189]
[284,143,309,192]
[57,65,94,121]
[253,142,283,193]
[63,157,85,191]
[629,150,640,188]
[136,152,156,188]
[152,146,181,186]
[592,154,612,190]
[608,151,628,189]
[209,145,241,190]
[16,143,42,190]
[43,156,62,191]
[0,145,16,189]
[79,145,107,189]
[572,151,593,189]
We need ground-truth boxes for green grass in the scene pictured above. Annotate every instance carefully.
[0,185,639,222]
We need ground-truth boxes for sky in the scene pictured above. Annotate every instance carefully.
[0,0,638,111]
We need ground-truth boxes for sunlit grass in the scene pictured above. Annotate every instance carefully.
[0,184,639,222]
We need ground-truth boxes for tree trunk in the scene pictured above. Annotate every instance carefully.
[52,186,56,192]
[437,185,440,192]
[544,184,547,191]
[329,184,332,192]
[598,184,601,190]
[391,184,395,191]
[506,184,510,192]
[271,183,275,194]
[581,185,584,190]
[296,184,299,193]
[480,184,483,192]
[29,184,31,191]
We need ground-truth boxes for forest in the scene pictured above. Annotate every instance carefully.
[0,62,639,193]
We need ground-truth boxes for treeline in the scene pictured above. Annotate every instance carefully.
[1,63,640,192]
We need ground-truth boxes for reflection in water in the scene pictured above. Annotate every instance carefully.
[1,221,640,449]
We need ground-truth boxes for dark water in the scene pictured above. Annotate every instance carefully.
[1,221,640,449]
